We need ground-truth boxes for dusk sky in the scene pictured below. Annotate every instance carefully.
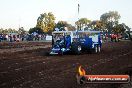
[0,0,132,30]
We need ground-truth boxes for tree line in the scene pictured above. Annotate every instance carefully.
[0,11,131,38]
[29,11,131,36]
[0,27,27,35]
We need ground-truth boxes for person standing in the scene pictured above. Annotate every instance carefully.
[13,35,16,42]
[9,34,12,42]
[5,34,8,42]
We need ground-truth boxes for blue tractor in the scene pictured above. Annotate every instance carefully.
[50,30,102,55]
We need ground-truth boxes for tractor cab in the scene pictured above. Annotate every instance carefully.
[50,31,73,55]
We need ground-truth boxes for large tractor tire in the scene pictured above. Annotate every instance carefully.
[71,43,82,55]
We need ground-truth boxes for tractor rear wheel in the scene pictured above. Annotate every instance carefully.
[71,43,82,55]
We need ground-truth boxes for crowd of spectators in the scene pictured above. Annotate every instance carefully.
[0,33,46,42]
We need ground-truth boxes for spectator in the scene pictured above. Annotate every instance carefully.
[9,34,12,42]
[22,35,24,41]
[5,34,8,41]
[13,35,16,41]
[38,34,41,41]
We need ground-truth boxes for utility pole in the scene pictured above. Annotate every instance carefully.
[18,17,21,30]
[77,0,80,30]
[78,1,80,20]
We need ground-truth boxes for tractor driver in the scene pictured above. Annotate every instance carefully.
[55,34,64,45]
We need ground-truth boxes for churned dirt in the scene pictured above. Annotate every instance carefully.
[0,41,132,88]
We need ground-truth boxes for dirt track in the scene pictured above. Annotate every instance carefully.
[0,41,132,88]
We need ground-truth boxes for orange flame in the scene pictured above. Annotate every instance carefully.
[78,66,86,76]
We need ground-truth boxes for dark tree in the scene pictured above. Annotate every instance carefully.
[29,27,43,34]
